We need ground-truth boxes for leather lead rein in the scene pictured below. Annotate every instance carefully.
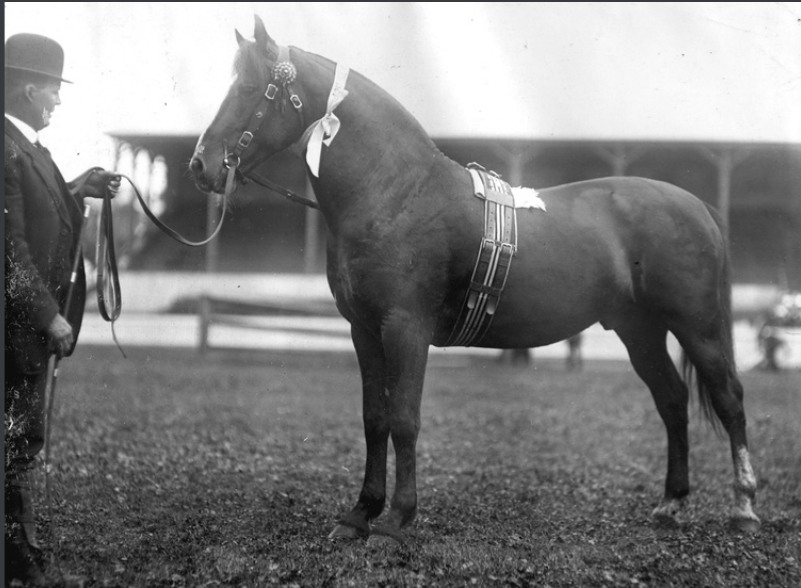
[93,167,232,353]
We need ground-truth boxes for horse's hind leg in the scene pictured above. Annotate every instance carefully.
[672,324,760,532]
[330,323,389,539]
[614,316,691,527]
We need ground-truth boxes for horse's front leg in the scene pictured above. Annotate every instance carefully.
[330,323,389,539]
[370,311,431,543]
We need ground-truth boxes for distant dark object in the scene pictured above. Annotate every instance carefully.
[756,292,801,371]
[497,332,583,369]
[566,333,584,371]
[498,348,531,366]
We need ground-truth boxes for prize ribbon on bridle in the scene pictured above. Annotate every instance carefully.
[303,63,350,177]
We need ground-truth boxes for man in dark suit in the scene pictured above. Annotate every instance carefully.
[5,32,120,586]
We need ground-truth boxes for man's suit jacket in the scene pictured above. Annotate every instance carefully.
[5,118,87,374]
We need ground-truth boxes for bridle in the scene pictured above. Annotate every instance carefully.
[131,46,320,260]
[130,47,310,251]
[224,45,306,174]
[96,45,328,319]
[218,43,350,211]
[218,45,320,210]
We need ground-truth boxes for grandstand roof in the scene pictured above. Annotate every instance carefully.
[5,3,800,177]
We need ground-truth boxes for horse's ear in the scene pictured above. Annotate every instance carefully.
[235,29,246,47]
[253,15,278,56]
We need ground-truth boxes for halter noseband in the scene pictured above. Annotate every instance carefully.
[225,45,305,170]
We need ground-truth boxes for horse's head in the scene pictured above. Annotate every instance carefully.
[191,16,308,193]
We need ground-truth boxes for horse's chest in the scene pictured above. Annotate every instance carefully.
[328,235,443,322]
[327,243,389,322]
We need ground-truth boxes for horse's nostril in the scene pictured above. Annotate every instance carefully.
[190,157,204,175]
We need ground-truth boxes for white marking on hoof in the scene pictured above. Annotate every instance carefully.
[652,498,684,528]
[730,488,760,534]
[729,514,761,534]
[734,447,757,497]
[328,523,365,540]
[731,446,760,532]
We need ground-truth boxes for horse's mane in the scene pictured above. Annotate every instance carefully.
[295,47,332,72]
[233,39,444,157]
[296,47,444,156]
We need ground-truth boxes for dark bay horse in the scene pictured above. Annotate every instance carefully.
[190,16,760,541]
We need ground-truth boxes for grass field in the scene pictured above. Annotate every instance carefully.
[35,344,801,587]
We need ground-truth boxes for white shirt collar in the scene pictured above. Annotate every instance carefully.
[5,113,39,145]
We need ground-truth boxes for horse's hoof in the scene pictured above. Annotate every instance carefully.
[651,500,681,530]
[652,500,682,529]
[328,523,366,541]
[729,516,761,534]
[652,512,680,530]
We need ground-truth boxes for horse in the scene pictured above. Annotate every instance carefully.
[189,16,760,541]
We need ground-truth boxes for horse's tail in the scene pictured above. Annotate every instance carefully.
[680,203,734,437]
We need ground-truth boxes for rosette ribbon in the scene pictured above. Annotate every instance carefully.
[304,63,350,177]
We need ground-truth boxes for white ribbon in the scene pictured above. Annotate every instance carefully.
[304,63,350,177]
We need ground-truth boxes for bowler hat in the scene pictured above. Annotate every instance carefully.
[5,33,72,83]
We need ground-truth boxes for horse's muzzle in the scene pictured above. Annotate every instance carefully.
[189,153,226,194]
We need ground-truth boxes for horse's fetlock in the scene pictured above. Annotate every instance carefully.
[359,492,386,517]
[400,504,418,528]
[733,481,757,500]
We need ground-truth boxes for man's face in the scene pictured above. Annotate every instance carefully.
[27,80,61,130]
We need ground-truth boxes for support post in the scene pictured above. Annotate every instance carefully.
[303,174,321,273]
[205,192,220,273]
[699,146,750,244]
[198,295,211,355]
[491,142,540,185]
[595,144,647,177]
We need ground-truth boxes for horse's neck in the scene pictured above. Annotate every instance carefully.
[301,55,447,221]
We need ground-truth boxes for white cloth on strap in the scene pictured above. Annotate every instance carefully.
[304,63,350,177]
[512,186,547,211]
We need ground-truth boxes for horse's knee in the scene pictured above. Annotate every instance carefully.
[363,413,389,438]
[388,401,421,442]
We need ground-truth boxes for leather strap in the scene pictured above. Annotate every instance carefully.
[131,171,228,247]
[445,166,517,347]
[95,188,121,323]
[231,45,305,171]
[92,168,231,355]
[244,170,319,209]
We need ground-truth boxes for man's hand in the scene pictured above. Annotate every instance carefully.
[82,169,121,200]
[47,313,74,358]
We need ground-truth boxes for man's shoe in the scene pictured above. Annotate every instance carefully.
[5,536,47,587]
